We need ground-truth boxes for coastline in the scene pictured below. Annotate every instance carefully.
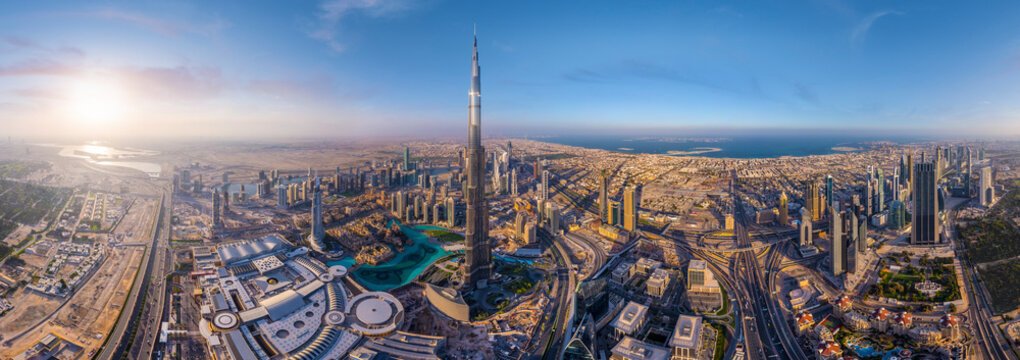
[666,147,723,156]
[538,135,876,159]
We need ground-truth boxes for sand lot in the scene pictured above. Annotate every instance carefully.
[0,246,143,358]
[113,198,157,245]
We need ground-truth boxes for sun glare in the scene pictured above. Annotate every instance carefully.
[67,80,126,126]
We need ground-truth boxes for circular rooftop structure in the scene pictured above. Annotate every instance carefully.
[345,291,404,337]
[212,311,240,331]
[318,273,335,282]
[329,265,348,277]
[324,310,346,326]
[356,298,393,325]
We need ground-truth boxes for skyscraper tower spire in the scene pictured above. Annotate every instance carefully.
[464,31,490,289]
[469,31,482,149]
[309,173,325,252]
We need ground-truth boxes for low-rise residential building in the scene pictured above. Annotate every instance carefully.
[795,311,815,336]
[870,307,890,333]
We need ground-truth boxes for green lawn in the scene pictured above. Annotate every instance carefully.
[715,286,730,315]
[424,229,464,243]
[497,263,529,278]
[870,262,961,303]
[711,323,727,360]
[503,278,535,294]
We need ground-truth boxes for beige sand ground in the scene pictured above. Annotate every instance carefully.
[2,224,33,247]
[112,198,157,245]
[0,247,143,358]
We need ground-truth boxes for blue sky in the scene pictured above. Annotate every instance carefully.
[2,0,1020,139]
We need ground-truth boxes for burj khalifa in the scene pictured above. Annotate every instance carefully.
[464,33,491,289]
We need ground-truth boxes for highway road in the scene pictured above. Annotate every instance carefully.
[952,218,1015,360]
[134,223,172,359]
[685,246,746,359]
[943,197,1016,360]
[564,232,606,278]
[96,190,169,360]
[698,179,808,360]
[528,232,575,360]
[730,179,807,358]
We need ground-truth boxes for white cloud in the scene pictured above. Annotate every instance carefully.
[308,0,414,52]
[850,10,901,45]
[75,9,230,38]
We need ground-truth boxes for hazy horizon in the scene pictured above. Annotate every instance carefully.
[9,128,1018,150]
[3,1,1020,139]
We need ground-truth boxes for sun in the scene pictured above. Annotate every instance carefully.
[66,80,126,125]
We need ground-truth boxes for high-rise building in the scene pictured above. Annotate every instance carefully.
[911,162,940,245]
[309,177,326,252]
[404,146,411,171]
[212,189,222,228]
[523,221,537,245]
[537,198,546,226]
[546,201,560,235]
[414,195,424,222]
[806,181,822,222]
[608,201,620,226]
[980,166,994,207]
[223,187,231,212]
[899,155,908,186]
[825,175,834,209]
[874,168,884,213]
[510,168,518,196]
[491,156,502,194]
[541,170,550,200]
[892,167,900,202]
[864,169,873,217]
[446,197,456,227]
[515,212,526,241]
[778,191,789,226]
[846,204,867,274]
[394,191,406,219]
[906,153,914,191]
[799,209,813,247]
[464,34,491,289]
[623,187,638,231]
[277,185,287,209]
[846,208,858,274]
[687,260,711,289]
[965,147,973,195]
[830,207,846,276]
[506,141,513,165]
[599,169,609,222]
[889,200,906,229]
[935,147,943,180]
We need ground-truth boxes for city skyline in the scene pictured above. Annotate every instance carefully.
[2,3,1020,359]
[3,1,1020,140]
